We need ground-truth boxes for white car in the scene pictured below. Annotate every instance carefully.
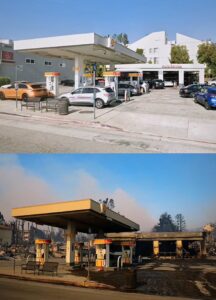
[58,86,116,109]
[164,80,174,87]
[208,78,216,86]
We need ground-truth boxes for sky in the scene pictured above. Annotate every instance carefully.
[0,154,215,231]
[0,0,215,43]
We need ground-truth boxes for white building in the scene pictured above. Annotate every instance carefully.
[129,31,203,65]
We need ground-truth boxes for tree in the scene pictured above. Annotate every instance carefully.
[153,212,178,232]
[136,48,144,56]
[112,33,129,46]
[170,45,193,64]
[197,43,216,77]
[175,214,186,232]
[0,212,5,225]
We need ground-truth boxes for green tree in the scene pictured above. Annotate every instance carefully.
[136,48,144,56]
[170,45,193,64]
[197,43,216,77]
[153,212,178,232]
[175,214,186,232]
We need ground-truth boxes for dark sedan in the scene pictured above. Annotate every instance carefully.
[179,84,207,98]
[148,79,165,89]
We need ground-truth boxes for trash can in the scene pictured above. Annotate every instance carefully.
[125,268,137,289]
[58,99,69,115]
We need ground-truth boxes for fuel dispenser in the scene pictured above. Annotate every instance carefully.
[128,73,142,94]
[44,72,60,96]
[94,239,112,270]
[121,241,135,266]
[74,242,84,265]
[103,71,120,99]
[35,239,51,265]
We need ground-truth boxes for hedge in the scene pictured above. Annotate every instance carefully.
[0,77,11,87]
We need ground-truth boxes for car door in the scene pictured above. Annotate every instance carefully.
[198,88,207,104]
[5,84,16,99]
[68,88,83,104]
[81,88,94,104]
[18,83,28,99]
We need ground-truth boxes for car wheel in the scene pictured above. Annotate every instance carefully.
[0,92,5,100]
[95,98,104,109]
[22,93,29,101]
[204,101,211,110]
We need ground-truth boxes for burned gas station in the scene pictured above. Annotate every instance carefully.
[12,199,208,270]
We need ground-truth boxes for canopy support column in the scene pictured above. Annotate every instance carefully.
[66,221,76,265]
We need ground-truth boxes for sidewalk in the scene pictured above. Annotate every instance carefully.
[0,260,115,290]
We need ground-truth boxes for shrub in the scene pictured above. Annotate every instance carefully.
[0,77,11,87]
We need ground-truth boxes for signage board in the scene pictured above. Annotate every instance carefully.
[128,73,142,77]
[103,71,121,77]
[1,51,14,63]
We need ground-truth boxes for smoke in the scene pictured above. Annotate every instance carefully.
[67,170,155,231]
[0,155,59,221]
[0,158,155,231]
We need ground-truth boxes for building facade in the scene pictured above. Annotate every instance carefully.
[129,31,203,65]
[0,39,75,83]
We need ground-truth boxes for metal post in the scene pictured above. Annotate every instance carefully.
[15,67,18,109]
[93,70,96,120]
[13,257,16,274]
[87,240,90,280]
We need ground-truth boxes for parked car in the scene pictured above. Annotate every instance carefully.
[0,82,53,100]
[149,79,164,89]
[179,84,207,98]
[164,80,174,87]
[194,87,216,110]
[208,78,216,86]
[58,86,115,109]
[118,83,139,96]
[60,79,74,86]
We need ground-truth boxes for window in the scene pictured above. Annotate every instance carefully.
[25,58,35,64]
[82,88,94,94]
[72,88,82,94]
[45,61,52,66]
[60,63,66,68]
[104,87,113,93]
[154,57,159,64]
[149,48,152,53]
[18,84,27,89]
[154,48,158,53]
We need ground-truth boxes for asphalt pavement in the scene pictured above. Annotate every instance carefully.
[0,278,198,300]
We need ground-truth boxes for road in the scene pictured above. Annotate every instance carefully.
[0,278,197,300]
[0,123,146,153]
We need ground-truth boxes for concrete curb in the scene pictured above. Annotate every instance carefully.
[0,273,116,291]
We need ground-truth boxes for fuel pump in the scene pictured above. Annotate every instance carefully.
[94,239,112,270]
[74,242,84,265]
[103,71,120,99]
[128,73,142,94]
[44,72,60,96]
[35,239,51,265]
[121,241,135,266]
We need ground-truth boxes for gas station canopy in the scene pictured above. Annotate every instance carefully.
[14,33,146,64]
[12,199,139,233]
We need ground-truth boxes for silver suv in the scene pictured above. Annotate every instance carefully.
[59,86,116,109]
